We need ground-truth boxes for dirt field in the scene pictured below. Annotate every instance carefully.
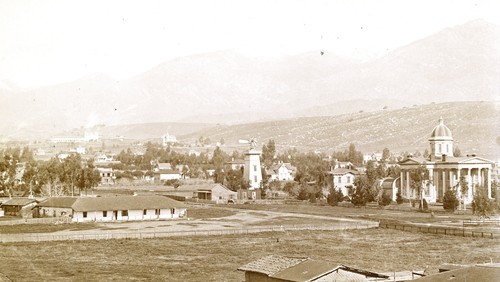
[1,204,499,281]
[1,228,499,282]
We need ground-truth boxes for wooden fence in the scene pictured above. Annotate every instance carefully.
[0,217,71,225]
[379,220,500,239]
[0,222,378,243]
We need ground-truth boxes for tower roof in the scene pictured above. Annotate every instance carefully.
[429,117,453,140]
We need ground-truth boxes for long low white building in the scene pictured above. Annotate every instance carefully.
[37,195,187,223]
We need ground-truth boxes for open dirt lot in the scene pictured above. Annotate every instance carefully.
[1,203,499,281]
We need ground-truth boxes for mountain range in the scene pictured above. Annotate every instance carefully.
[0,19,498,141]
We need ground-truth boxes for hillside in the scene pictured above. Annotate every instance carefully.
[179,101,500,156]
[0,19,498,138]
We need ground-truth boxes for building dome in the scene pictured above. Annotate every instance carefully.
[430,118,453,140]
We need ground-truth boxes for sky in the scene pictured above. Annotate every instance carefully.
[0,0,499,89]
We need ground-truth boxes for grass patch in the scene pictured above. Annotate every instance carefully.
[1,228,498,281]
[186,206,236,219]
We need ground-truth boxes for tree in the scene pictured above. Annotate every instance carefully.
[408,165,429,211]
[443,189,459,211]
[382,148,390,161]
[453,146,461,157]
[261,139,276,167]
[327,188,344,206]
[471,186,494,217]
[379,191,392,206]
[350,175,372,206]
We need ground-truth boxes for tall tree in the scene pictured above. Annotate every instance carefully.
[382,148,391,161]
[409,165,429,210]
[261,139,276,167]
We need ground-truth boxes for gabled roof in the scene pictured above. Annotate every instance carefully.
[196,184,236,193]
[38,195,186,212]
[328,168,358,175]
[238,255,308,276]
[270,260,339,282]
[157,163,172,170]
[414,264,500,282]
[38,197,78,208]
[155,169,180,175]
[1,198,37,207]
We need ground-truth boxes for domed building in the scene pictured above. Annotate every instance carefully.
[398,118,494,205]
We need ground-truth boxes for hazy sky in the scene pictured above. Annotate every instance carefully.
[1,0,499,88]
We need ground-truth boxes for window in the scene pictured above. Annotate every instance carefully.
[155,209,160,215]
[254,176,257,183]
[347,176,351,183]
[103,211,107,217]
[438,144,442,153]
[143,209,147,216]
[83,212,87,218]
[253,165,257,172]
[121,210,128,217]
[171,208,175,214]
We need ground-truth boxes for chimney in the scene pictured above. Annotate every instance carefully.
[442,154,447,162]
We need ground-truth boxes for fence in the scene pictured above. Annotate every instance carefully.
[379,220,500,239]
[463,219,500,227]
[0,217,71,226]
[0,222,378,243]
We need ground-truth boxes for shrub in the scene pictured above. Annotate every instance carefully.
[379,191,392,206]
[472,186,494,217]
[443,189,459,211]
[327,188,344,206]
[396,191,404,204]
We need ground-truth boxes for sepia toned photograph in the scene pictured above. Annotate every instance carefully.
[0,0,499,281]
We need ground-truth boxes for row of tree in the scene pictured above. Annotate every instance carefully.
[0,147,101,197]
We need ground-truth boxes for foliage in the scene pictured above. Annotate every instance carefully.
[327,188,344,206]
[396,191,404,204]
[443,189,459,211]
[331,143,363,166]
[350,176,373,206]
[453,146,461,157]
[408,165,429,211]
[471,186,494,217]
[382,148,390,161]
[379,191,392,206]
[261,139,276,167]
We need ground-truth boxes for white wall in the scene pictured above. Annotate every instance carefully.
[73,208,188,222]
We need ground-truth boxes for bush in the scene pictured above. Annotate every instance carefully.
[443,189,459,211]
[472,186,494,217]
[396,191,404,204]
[327,188,344,206]
[379,191,392,206]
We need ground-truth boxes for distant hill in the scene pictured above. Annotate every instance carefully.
[179,101,500,157]
[0,19,498,140]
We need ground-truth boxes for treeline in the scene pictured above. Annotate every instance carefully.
[0,147,100,197]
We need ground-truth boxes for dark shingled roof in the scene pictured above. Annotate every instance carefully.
[1,198,37,206]
[270,260,340,282]
[414,264,500,282]
[38,196,186,212]
[238,255,308,276]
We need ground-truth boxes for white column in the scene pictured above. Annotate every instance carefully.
[457,169,462,197]
[442,170,447,194]
[467,168,472,199]
[477,168,482,188]
[449,170,454,188]
[400,171,404,197]
[406,171,410,198]
[487,168,492,199]
[429,168,435,201]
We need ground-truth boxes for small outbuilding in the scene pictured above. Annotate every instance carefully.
[0,197,38,217]
[37,195,187,222]
[196,183,238,204]
[238,255,389,282]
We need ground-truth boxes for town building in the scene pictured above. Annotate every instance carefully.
[398,118,494,204]
[243,146,263,190]
[196,183,238,204]
[328,168,357,196]
[266,161,297,181]
[97,168,115,185]
[162,133,177,146]
[37,195,187,222]
[238,255,389,282]
[0,198,38,217]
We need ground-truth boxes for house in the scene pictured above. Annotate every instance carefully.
[333,161,353,169]
[238,255,389,282]
[37,195,187,222]
[162,185,199,200]
[267,161,296,181]
[154,169,181,183]
[328,168,358,196]
[0,197,38,217]
[97,168,115,185]
[226,159,245,171]
[162,132,177,146]
[196,183,237,204]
